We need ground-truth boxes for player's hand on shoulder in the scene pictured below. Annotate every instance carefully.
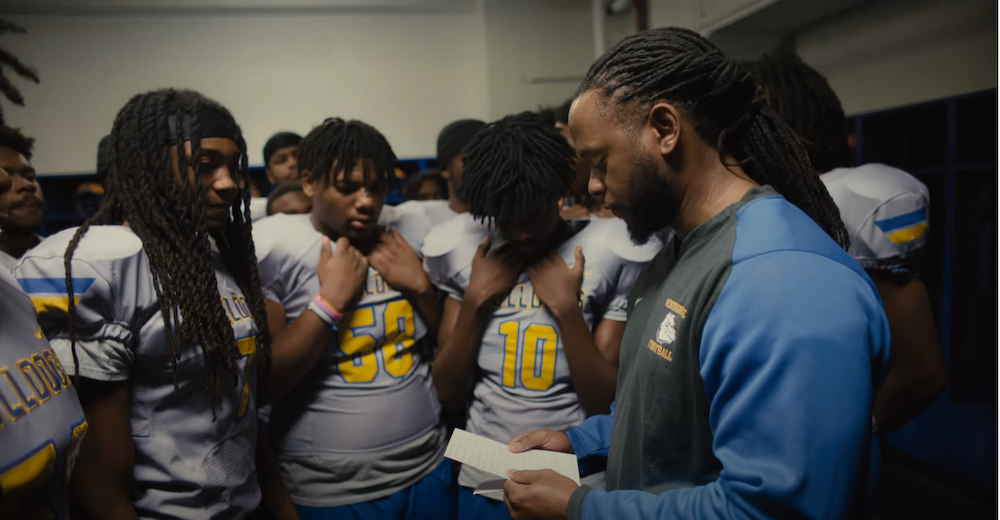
[528,246,584,320]
[317,236,368,310]
[466,237,524,310]
[367,228,432,295]
[508,429,574,454]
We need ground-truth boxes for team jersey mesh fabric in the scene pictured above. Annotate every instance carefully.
[0,267,87,520]
[253,213,445,507]
[16,226,263,519]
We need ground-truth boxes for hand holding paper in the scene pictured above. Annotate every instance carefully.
[444,428,580,499]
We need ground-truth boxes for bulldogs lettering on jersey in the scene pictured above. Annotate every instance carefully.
[0,268,87,520]
[422,214,661,488]
[253,212,445,507]
[16,226,261,520]
[822,163,930,279]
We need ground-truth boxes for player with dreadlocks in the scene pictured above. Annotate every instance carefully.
[254,117,451,520]
[15,89,298,519]
[423,112,660,520]
[0,20,89,519]
[750,54,946,436]
[503,28,890,520]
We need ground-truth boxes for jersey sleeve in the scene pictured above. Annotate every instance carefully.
[568,251,889,520]
[15,230,145,381]
[856,191,929,282]
[600,261,645,322]
[421,215,481,299]
[384,202,434,252]
[593,218,663,322]
[253,214,316,307]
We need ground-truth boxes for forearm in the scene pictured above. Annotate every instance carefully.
[267,312,335,402]
[870,277,947,434]
[553,309,618,415]
[432,297,488,410]
[256,431,298,520]
[71,441,137,520]
[873,369,946,434]
[408,286,442,344]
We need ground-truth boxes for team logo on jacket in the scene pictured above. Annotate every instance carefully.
[656,312,677,344]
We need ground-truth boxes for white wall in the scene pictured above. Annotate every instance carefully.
[480,0,594,120]
[798,1,997,115]
[4,10,489,174]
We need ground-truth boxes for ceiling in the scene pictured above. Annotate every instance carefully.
[0,0,478,15]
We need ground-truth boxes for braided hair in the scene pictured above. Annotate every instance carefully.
[460,112,576,230]
[580,27,848,249]
[299,117,397,189]
[0,20,39,126]
[749,54,852,174]
[63,89,271,416]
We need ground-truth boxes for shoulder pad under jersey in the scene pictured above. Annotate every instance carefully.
[822,164,929,273]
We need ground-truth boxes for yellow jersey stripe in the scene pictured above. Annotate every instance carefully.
[885,222,927,244]
[29,297,80,314]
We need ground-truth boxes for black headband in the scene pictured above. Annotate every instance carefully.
[165,107,238,144]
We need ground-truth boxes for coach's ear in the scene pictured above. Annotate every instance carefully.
[301,171,315,197]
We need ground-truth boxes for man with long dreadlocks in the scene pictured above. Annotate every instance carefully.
[503,28,890,520]
[253,117,451,520]
[423,112,660,520]
[15,89,293,519]
[750,53,946,438]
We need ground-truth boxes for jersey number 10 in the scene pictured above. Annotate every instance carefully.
[499,322,559,391]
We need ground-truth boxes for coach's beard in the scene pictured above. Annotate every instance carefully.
[615,152,676,245]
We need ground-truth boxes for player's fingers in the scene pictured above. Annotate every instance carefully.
[573,246,585,274]
[476,237,491,258]
[506,468,544,484]
[335,236,351,254]
[508,429,548,452]
[502,493,516,516]
[319,236,332,263]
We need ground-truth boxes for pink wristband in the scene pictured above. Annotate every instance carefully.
[312,295,343,322]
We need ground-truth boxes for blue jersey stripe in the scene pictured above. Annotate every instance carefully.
[874,207,926,232]
[17,277,95,295]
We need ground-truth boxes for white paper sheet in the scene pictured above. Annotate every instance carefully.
[444,428,581,498]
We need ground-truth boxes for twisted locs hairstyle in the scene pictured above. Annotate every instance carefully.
[580,27,849,249]
[749,54,852,174]
[0,20,40,126]
[63,89,271,416]
[460,111,576,230]
[299,117,397,189]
